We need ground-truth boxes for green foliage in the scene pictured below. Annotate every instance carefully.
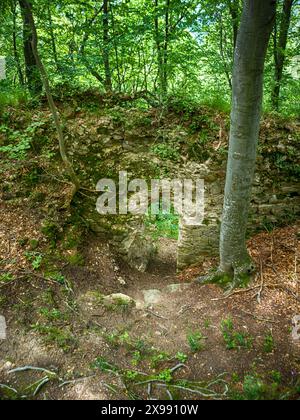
[92,357,118,373]
[146,209,179,240]
[150,352,171,368]
[41,221,61,247]
[151,142,181,162]
[39,308,65,321]
[0,273,14,283]
[221,318,253,351]
[25,251,43,271]
[0,87,28,112]
[32,323,76,352]
[263,331,275,354]
[187,331,205,352]
[175,352,188,363]
[0,120,45,160]
[66,252,85,266]
[242,375,266,400]
[47,272,66,285]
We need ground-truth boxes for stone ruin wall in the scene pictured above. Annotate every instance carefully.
[73,113,300,273]
[177,161,300,270]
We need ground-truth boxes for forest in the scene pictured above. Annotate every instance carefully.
[0,0,299,402]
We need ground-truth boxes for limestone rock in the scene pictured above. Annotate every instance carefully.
[103,293,135,308]
[142,290,162,306]
[122,231,155,272]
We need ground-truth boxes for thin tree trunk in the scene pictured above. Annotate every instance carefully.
[11,0,24,86]
[154,0,165,100]
[103,0,112,92]
[228,0,240,50]
[219,13,232,90]
[162,0,170,95]
[20,0,80,205]
[79,6,105,86]
[110,5,121,92]
[272,0,293,110]
[47,5,59,71]
[19,0,42,95]
[218,0,276,285]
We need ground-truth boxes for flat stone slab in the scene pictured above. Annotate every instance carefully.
[103,293,135,307]
[0,316,7,340]
[165,283,190,294]
[142,290,162,306]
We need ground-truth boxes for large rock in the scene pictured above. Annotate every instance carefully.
[122,230,155,272]
[103,293,136,308]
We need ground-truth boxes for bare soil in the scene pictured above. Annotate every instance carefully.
[0,198,299,400]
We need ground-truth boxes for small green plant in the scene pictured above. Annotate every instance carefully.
[146,209,179,240]
[48,272,66,285]
[151,142,180,162]
[242,375,265,400]
[92,357,118,373]
[157,369,173,383]
[131,351,142,367]
[124,370,140,381]
[25,252,43,271]
[32,323,76,352]
[0,135,31,160]
[150,352,171,368]
[39,308,65,321]
[119,331,131,345]
[175,352,188,363]
[29,239,39,251]
[187,331,205,352]
[66,252,85,266]
[232,373,240,384]
[41,221,61,247]
[204,319,211,329]
[263,331,275,354]
[0,119,45,160]
[270,371,282,384]
[221,318,253,350]
[0,273,14,283]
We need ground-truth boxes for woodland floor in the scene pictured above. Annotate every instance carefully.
[0,100,299,400]
[0,197,299,400]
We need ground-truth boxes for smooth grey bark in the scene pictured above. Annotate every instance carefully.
[219,0,276,282]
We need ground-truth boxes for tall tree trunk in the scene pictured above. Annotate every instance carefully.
[11,0,24,86]
[162,0,170,95]
[219,12,233,90]
[154,0,166,100]
[272,0,293,111]
[103,0,112,92]
[228,0,240,50]
[20,0,80,205]
[219,0,276,286]
[197,0,276,288]
[47,5,59,71]
[19,0,42,95]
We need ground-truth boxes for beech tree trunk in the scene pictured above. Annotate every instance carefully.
[19,0,42,95]
[103,0,112,92]
[272,0,293,111]
[219,0,276,283]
